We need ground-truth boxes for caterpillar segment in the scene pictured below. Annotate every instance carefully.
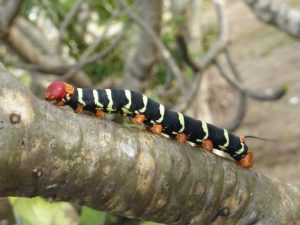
[201,139,214,152]
[75,105,84,113]
[95,109,105,119]
[45,81,253,168]
[132,114,146,126]
[150,124,163,135]
[176,133,188,144]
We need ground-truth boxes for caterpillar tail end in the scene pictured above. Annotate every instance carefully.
[236,151,253,169]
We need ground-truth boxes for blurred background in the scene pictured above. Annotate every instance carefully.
[0,0,299,224]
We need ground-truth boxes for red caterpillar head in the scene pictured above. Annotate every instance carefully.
[45,81,74,103]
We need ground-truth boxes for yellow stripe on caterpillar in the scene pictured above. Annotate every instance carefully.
[139,95,148,113]
[122,90,132,115]
[93,90,103,108]
[196,121,209,142]
[156,104,165,123]
[219,129,229,151]
[178,112,185,133]
[77,88,86,106]
[105,89,114,112]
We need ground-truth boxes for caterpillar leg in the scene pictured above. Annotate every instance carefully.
[176,133,187,143]
[95,109,105,119]
[54,100,65,106]
[75,105,84,113]
[201,139,214,152]
[236,151,253,168]
[150,124,163,134]
[132,114,145,126]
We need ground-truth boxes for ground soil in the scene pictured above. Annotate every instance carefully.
[222,1,300,186]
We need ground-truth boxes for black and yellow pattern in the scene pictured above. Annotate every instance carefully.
[63,87,249,162]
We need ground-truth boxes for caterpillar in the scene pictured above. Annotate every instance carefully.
[45,81,253,168]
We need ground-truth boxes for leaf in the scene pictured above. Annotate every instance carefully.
[140,221,165,225]
[9,197,80,225]
[80,206,106,225]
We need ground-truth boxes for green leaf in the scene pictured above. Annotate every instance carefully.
[140,221,165,225]
[80,206,106,225]
[9,197,79,225]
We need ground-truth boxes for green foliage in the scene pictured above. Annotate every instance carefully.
[201,23,218,52]
[9,197,80,225]
[84,39,125,83]
[87,0,117,23]
[80,206,106,225]
[7,197,166,225]
[154,64,168,86]
[140,222,165,225]
[280,81,289,92]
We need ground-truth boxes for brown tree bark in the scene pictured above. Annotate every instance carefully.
[0,65,299,225]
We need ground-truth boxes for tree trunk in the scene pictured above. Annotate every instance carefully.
[0,65,299,225]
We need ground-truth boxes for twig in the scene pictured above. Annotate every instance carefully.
[172,72,202,112]
[60,22,130,81]
[176,34,200,73]
[56,0,86,52]
[39,0,60,27]
[0,0,24,36]
[175,0,228,72]
[119,0,187,94]
[15,63,72,75]
[172,0,228,112]
[244,0,300,39]
[14,22,129,78]
[196,0,229,71]
[80,13,121,60]
[214,58,286,101]
[222,49,247,131]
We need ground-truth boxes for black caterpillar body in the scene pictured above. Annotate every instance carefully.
[63,87,248,161]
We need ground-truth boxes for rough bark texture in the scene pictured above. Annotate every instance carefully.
[244,0,300,39]
[0,65,299,225]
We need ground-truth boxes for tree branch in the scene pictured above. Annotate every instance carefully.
[123,0,163,92]
[4,18,92,87]
[56,0,86,53]
[60,22,130,81]
[172,0,228,113]
[0,0,24,37]
[214,58,286,101]
[0,65,299,225]
[119,0,187,94]
[244,0,300,39]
